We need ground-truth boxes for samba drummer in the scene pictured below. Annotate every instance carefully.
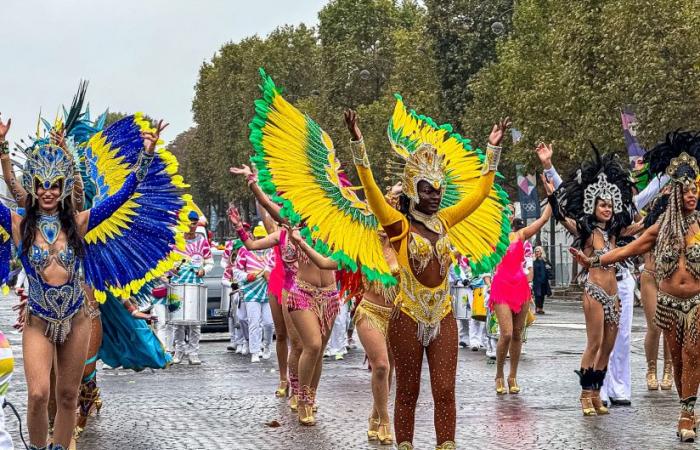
[170,211,214,365]
[233,225,274,363]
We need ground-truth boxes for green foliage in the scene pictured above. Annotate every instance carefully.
[466,0,700,177]
[173,0,700,234]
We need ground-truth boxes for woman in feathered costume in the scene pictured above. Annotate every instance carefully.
[246,69,510,449]
[574,131,700,442]
[549,146,636,417]
[0,87,187,449]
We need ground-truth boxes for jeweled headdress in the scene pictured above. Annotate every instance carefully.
[21,144,75,203]
[554,144,635,248]
[16,82,103,205]
[583,173,623,214]
[401,143,446,203]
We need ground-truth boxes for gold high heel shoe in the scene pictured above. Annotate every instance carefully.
[590,390,608,415]
[275,380,289,398]
[507,377,520,394]
[579,390,597,416]
[289,394,298,412]
[495,377,507,395]
[377,422,393,446]
[661,363,673,390]
[678,412,696,442]
[646,360,658,390]
[298,403,316,426]
[435,441,456,449]
[367,417,380,441]
[397,442,414,450]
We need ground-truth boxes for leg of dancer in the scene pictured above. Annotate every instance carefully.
[355,300,394,445]
[269,293,289,395]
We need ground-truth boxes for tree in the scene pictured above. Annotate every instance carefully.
[425,0,514,127]
[466,0,700,179]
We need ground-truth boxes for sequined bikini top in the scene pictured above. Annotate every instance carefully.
[656,212,700,280]
[408,232,452,278]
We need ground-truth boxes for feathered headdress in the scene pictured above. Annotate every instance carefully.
[555,144,635,246]
[17,81,107,205]
[645,130,700,185]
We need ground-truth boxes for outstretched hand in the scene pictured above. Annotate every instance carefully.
[488,117,512,146]
[229,164,255,182]
[142,120,169,154]
[228,207,242,228]
[535,142,554,169]
[0,113,11,141]
[569,247,591,268]
[344,109,363,141]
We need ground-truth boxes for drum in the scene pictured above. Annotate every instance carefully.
[471,287,487,322]
[167,284,208,325]
[451,287,469,320]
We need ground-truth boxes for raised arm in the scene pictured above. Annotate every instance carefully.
[227,206,280,250]
[230,164,286,225]
[574,223,659,268]
[439,118,510,228]
[517,174,554,241]
[0,114,27,207]
[536,143,563,189]
[289,228,339,270]
[345,110,405,238]
[634,174,669,210]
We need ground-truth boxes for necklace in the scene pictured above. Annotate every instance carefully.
[409,203,444,234]
[38,212,61,245]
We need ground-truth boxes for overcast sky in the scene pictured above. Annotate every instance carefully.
[0,0,327,144]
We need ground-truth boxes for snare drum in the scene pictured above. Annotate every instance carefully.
[451,286,469,320]
[167,284,208,325]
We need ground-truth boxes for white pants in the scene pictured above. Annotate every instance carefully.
[246,302,273,355]
[328,304,349,355]
[469,318,487,348]
[232,302,249,345]
[173,324,201,355]
[0,398,12,450]
[601,272,635,401]
[458,319,470,345]
[151,304,174,351]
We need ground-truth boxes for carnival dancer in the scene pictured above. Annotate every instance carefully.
[538,142,665,407]
[490,184,552,395]
[228,202,340,425]
[287,184,402,445]
[0,91,187,450]
[171,211,214,365]
[573,132,700,441]
[546,145,637,416]
[344,109,509,450]
[245,70,510,448]
[233,225,274,363]
[223,194,303,408]
[221,238,244,352]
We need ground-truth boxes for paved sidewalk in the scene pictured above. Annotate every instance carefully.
[0,297,688,449]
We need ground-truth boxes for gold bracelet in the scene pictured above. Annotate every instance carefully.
[481,143,502,174]
[350,139,370,168]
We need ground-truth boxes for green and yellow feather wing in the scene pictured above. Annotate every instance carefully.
[249,69,393,284]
